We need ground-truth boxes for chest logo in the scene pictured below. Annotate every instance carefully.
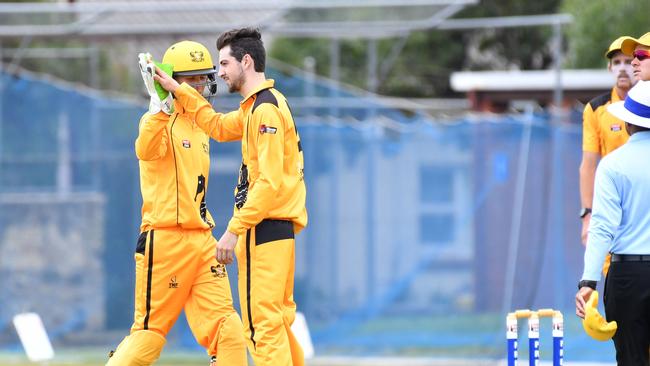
[182,139,191,148]
[610,124,622,132]
[259,124,277,134]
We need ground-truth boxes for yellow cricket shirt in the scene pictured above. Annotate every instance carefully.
[583,88,629,156]
[135,105,216,231]
[174,80,308,235]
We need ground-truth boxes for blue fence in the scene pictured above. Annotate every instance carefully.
[0,70,616,362]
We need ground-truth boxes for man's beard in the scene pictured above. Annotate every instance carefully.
[611,63,634,85]
[228,69,245,93]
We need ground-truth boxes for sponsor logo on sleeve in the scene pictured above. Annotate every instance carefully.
[259,124,277,134]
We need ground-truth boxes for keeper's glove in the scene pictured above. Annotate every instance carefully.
[582,291,617,341]
[138,52,174,115]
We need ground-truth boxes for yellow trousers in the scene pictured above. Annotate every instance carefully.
[235,219,304,366]
[128,228,246,364]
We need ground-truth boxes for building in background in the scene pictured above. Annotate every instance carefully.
[451,69,613,113]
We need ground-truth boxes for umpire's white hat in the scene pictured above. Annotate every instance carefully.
[608,80,650,129]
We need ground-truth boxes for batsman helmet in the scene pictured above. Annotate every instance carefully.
[162,40,218,98]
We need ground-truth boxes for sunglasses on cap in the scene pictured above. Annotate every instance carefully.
[633,49,650,61]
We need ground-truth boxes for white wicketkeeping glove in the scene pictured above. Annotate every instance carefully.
[138,52,173,115]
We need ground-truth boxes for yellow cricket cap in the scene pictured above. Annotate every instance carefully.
[620,32,650,56]
[605,36,635,58]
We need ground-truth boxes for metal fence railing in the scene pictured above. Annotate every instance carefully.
[0,70,615,362]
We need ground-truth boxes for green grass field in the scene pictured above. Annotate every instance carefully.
[0,349,207,365]
[0,313,613,365]
[0,350,503,366]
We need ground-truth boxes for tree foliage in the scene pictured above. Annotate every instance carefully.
[560,0,649,69]
[456,0,561,71]
[269,0,564,98]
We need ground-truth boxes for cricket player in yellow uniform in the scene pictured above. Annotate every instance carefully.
[580,36,636,276]
[106,41,247,366]
[620,31,650,82]
[154,28,307,366]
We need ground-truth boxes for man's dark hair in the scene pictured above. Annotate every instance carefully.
[217,28,266,72]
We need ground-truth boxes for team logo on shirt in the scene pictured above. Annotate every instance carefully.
[211,264,227,278]
[235,163,249,209]
[611,124,622,132]
[259,124,277,134]
[182,139,191,148]
[202,142,209,154]
[169,275,179,288]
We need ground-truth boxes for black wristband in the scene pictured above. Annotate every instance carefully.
[578,279,597,290]
[580,208,592,218]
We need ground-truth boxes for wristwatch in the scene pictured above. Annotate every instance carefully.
[578,280,597,290]
[580,207,592,218]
